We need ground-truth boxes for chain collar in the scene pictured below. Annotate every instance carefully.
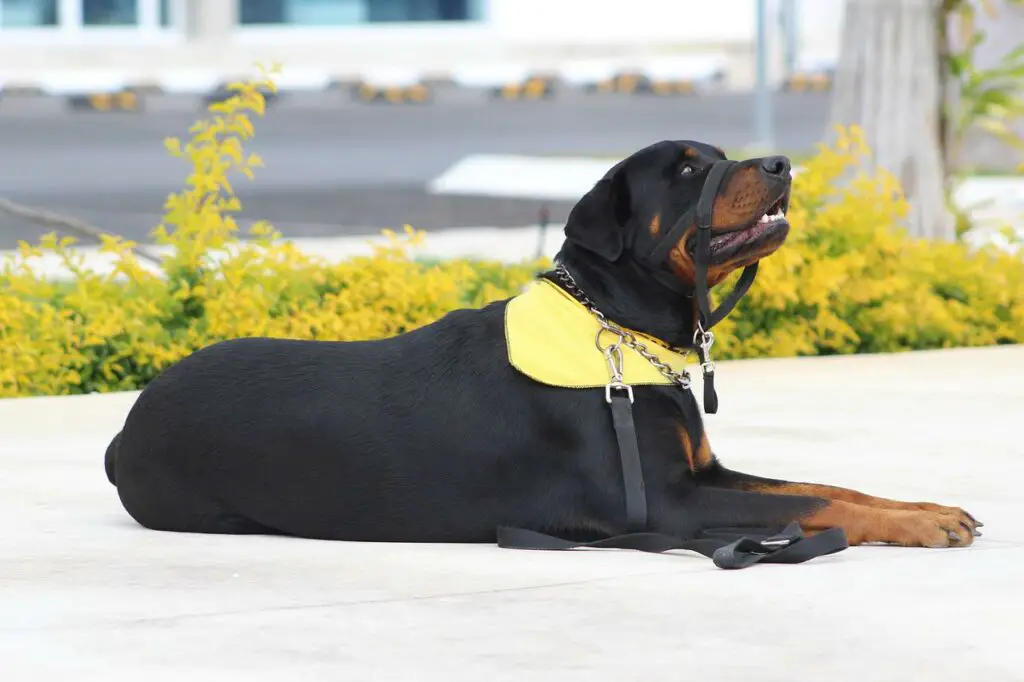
[552,262,695,391]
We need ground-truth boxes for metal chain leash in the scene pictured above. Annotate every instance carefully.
[553,262,694,392]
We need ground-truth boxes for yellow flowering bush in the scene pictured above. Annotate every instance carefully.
[0,71,1021,398]
[0,69,543,398]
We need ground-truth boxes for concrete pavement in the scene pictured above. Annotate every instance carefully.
[2,344,1022,681]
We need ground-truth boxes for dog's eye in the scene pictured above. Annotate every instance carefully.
[679,165,695,176]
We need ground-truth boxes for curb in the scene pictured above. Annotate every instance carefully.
[0,56,836,111]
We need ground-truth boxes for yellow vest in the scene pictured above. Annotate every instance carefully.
[504,278,691,389]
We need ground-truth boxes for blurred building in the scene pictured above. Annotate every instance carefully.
[0,0,857,90]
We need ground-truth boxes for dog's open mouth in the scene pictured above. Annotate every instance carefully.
[708,192,790,263]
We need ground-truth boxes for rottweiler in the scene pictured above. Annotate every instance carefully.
[104,140,981,566]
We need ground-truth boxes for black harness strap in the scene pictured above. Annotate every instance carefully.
[608,394,648,533]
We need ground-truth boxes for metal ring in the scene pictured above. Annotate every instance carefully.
[595,326,624,353]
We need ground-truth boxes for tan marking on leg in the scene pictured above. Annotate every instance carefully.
[746,481,981,536]
[649,213,661,237]
[675,426,714,474]
[693,431,713,471]
[676,425,695,473]
[745,481,917,509]
[800,500,974,548]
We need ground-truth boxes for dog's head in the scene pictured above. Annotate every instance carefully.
[564,140,792,289]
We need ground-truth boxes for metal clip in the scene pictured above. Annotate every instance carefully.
[604,343,624,383]
[598,329,635,404]
[694,324,716,376]
[603,344,635,404]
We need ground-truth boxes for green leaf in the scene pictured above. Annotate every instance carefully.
[948,54,969,78]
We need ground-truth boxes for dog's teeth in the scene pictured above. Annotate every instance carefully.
[758,209,786,225]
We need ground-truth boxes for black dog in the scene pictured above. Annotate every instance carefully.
[105,140,980,565]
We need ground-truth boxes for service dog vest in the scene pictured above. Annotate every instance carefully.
[504,278,691,389]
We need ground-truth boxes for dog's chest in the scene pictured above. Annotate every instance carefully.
[504,279,689,389]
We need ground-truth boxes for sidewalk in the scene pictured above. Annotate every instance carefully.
[431,154,1024,236]
[1,345,1022,681]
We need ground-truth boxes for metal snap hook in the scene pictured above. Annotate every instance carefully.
[603,344,625,383]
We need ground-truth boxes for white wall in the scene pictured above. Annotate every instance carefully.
[0,0,851,87]
[488,0,756,45]
[488,0,845,55]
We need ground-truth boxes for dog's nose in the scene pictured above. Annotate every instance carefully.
[760,156,791,177]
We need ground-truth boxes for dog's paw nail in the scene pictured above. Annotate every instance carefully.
[973,529,983,537]
[975,521,984,528]
[949,532,963,542]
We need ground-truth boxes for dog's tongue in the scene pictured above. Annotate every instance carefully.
[711,222,768,251]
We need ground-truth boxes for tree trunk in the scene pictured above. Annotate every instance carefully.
[828,0,956,242]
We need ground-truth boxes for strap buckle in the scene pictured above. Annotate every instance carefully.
[605,382,635,404]
[753,534,797,553]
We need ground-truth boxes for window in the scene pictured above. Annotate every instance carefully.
[82,0,136,25]
[0,0,175,32]
[0,0,59,27]
[237,0,482,26]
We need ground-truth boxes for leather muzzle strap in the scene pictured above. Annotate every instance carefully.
[644,160,735,268]
[642,160,760,331]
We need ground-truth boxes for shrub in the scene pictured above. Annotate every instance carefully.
[0,69,544,398]
[1,72,1022,398]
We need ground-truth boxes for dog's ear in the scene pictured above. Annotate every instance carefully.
[564,162,631,261]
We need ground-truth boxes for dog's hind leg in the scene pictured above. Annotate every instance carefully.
[117,472,279,536]
[104,431,121,486]
[113,445,279,537]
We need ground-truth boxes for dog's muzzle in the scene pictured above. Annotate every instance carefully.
[635,160,759,333]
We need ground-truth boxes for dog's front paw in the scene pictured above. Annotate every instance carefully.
[910,502,982,536]
[886,509,977,548]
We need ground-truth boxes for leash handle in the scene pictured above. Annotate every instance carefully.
[496,523,849,570]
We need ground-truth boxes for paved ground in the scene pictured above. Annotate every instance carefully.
[2,345,1021,681]
[0,91,831,248]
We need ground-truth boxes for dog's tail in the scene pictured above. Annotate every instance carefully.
[104,431,121,486]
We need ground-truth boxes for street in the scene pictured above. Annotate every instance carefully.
[0,91,831,248]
